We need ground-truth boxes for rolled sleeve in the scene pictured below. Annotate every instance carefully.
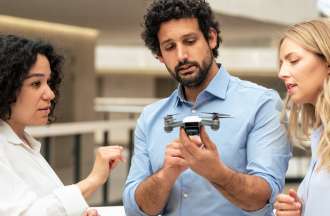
[53,185,88,216]
[123,112,153,216]
[246,90,291,203]
[123,181,149,216]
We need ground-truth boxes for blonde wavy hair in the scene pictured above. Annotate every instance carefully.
[279,18,330,171]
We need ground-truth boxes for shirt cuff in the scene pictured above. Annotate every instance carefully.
[124,183,149,216]
[53,184,89,216]
[242,203,274,216]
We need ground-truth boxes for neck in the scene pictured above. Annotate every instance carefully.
[184,61,219,102]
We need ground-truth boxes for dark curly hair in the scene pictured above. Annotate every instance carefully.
[142,0,222,57]
[0,34,63,123]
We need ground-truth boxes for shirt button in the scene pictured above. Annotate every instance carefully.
[183,193,188,198]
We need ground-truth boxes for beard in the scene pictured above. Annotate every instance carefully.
[166,50,213,88]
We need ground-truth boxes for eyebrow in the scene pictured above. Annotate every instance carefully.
[160,33,197,46]
[25,73,47,79]
[160,39,173,47]
[283,52,299,60]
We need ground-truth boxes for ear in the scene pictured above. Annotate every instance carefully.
[208,27,218,50]
[326,62,330,76]
[156,54,164,63]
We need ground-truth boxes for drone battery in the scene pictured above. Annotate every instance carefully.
[184,122,201,135]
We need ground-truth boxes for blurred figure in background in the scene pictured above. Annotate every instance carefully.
[0,34,124,216]
[275,18,330,216]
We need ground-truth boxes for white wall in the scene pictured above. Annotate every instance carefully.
[208,0,318,25]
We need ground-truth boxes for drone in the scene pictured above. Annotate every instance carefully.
[164,112,232,136]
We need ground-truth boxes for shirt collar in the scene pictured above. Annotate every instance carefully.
[0,119,41,152]
[175,65,231,105]
[204,65,230,100]
[176,85,187,105]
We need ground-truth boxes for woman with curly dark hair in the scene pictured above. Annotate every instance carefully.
[0,34,124,216]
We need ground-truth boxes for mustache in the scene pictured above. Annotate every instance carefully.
[174,60,199,73]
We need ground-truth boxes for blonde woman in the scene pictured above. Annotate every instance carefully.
[274,19,330,216]
[0,34,124,216]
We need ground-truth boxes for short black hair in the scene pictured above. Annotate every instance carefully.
[142,0,222,57]
[0,34,63,122]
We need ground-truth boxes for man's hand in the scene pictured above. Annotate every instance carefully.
[274,189,302,216]
[162,140,189,181]
[134,140,188,215]
[179,126,226,182]
[180,126,271,211]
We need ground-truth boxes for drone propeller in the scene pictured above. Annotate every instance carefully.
[164,113,181,118]
[200,112,233,119]
[164,113,184,128]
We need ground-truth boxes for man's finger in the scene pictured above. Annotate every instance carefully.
[179,128,200,156]
[200,126,216,151]
[166,148,184,158]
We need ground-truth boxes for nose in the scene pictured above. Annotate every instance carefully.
[42,84,55,101]
[278,63,290,81]
[176,44,188,62]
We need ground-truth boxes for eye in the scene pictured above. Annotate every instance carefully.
[183,37,196,45]
[289,59,299,64]
[164,43,175,51]
[287,56,299,64]
[31,81,41,88]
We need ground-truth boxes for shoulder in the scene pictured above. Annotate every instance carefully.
[143,97,171,113]
[136,91,179,133]
[0,135,6,153]
[141,90,178,118]
[0,136,10,166]
[232,77,276,95]
[229,77,282,107]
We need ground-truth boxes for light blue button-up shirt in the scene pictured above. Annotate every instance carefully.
[298,127,330,216]
[123,66,291,216]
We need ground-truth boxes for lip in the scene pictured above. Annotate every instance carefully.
[178,65,196,74]
[38,107,51,114]
[286,83,298,93]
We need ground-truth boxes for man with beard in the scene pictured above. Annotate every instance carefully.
[123,0,291,215]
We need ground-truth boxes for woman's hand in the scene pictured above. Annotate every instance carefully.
[82,208,100,216]
[274,189,302,216]
[78,146,125,198]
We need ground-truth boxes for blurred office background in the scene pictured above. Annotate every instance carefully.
[0,0,327,206]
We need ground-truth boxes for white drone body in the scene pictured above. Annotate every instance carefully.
[164,112,231,135]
